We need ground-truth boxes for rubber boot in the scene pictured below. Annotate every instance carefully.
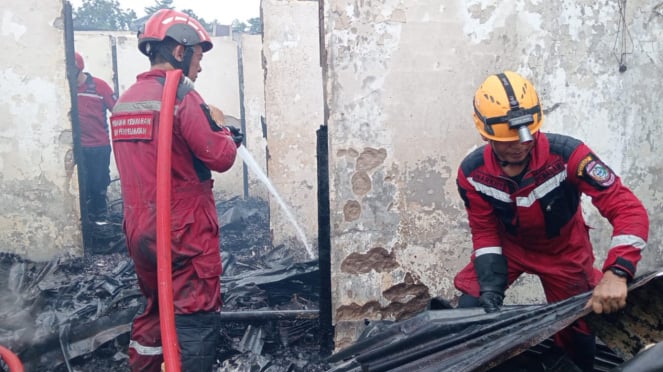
[175,312,221,371]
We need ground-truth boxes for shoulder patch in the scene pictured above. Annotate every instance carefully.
[577,153,616,188]
[110,112,155,141]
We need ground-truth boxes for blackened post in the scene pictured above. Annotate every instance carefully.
[63,2,92,253]
[317,125,334,355]
[110,37,119,96]
[236,40,249,199]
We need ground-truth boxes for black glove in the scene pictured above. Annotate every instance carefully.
[479,291,504,313]
[225,126,244,146]
[474,253,508,314]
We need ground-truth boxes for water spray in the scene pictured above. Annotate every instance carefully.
[236,146,315,260]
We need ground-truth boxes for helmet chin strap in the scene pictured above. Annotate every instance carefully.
[158,45,194,77]
[181,46,194,77]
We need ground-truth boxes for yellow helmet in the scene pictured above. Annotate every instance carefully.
[473,71,543,142]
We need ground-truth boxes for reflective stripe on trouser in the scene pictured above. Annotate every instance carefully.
[129,340,163,356]
[128,293,163,372]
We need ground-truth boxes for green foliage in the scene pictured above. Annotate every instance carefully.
[231,19,248,34]
[143,0,174,16]
[247,17,262,35]
[73,0,260,34]
[73,0,137,31]
[230,18,262,35]
[181,9,212,32]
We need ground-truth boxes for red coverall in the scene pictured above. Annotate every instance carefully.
[77,73,117,220]
[454,132,648,362]
[78,73,116,147]
[110,70,237,371]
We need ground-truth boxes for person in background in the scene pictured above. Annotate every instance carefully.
[110,9,243,372]
[75,52,117,226]
[453,70,649,371]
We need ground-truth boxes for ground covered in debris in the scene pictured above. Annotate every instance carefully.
[0,197,330,372]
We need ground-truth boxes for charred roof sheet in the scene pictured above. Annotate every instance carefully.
[328,270,663,372]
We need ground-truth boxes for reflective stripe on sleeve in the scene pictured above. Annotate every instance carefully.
[611,235,647,250]
[475,246,503,256]
[129,340,163,356]
[78,92,104,100]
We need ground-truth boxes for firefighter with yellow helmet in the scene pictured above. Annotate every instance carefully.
[454,71,648,370]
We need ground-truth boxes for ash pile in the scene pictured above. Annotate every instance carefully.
[0,197,330,372]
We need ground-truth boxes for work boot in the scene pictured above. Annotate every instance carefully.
[175,312,221,371]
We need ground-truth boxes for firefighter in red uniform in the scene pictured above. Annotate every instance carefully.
[74,52,117,225]
[454,71,648,371]
[110,9,243,372]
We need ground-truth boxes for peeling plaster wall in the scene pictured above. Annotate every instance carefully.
[263,0,324,259]
[324,0,663,348]
[0,1,81,260]
[0,9,262,260]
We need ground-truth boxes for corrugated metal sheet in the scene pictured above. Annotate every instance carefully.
[328,270,663,372]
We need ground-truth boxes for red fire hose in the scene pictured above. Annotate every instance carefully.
[156,69,183,372]
[0,345,24,372]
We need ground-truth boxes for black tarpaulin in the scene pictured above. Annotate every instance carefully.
[327,270,663,372]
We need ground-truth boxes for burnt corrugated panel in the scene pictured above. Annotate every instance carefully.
[328,270,663,372]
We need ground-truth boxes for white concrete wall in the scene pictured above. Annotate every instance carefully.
[263,0,324,261]
[323,0,663,348]
[0,1,82,260]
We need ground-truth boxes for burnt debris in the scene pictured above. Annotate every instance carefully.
[0,197,330,372]
[326,271,663,372]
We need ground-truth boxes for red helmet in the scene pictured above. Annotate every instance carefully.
[138,9,213,56]
[74,52,84,71]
